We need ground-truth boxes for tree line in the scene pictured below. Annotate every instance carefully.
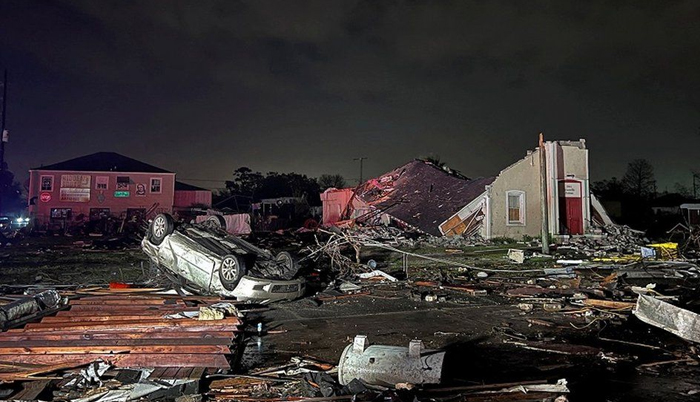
[214,167,346,210]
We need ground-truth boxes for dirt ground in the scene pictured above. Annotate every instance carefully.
[2,235,700,401]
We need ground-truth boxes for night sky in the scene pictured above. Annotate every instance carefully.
[1,1,699,191]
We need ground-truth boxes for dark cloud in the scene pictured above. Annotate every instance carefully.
[0,0,699,190]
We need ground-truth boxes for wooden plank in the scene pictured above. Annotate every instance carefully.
[55,308,200,316]
[0,345,230,355]
[0,326,236,342]
[19,324,238,334]
[22,317,241,331]
[148,367,168,379]
[0,361,90,381]
[176,367,195,379]
[9,379,51,401]
[70,299,185,305]
[189,367,206,379]
[41,314,186,323]
[66,304,196,311]
[73,291,224,301]
[0,331,233,342]
[0,338,232,348]
[160,367,181,378]
[0,353,231,368]
[582,299,635,309]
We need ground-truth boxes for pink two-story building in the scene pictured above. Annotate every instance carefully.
[28,152,176,229]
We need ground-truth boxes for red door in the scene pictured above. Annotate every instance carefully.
[559,180,583,235]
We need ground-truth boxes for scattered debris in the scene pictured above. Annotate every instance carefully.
[357,269,398,282]
[633,294,700,343]
[508,249,525,264]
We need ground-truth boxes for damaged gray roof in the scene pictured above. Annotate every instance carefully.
[355,160,494,236]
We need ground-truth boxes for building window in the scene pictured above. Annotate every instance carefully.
[506,190,525,225]
[96,176,109,190]
[116,176,130,190]
[90,208,110,220]
[50,208,72,219]
[40,175,54,191]
[150,178,162,193]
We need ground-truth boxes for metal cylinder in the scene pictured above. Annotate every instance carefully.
[337,335,445,386]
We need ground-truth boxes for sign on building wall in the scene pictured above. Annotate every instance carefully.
[61,174,91,189]
[60,188,90,202]
[114,191,130,198]
[563,182,582,198]
[95,176,109,190]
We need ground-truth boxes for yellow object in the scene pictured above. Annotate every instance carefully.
[647,242,679,260]
[592,256,640,263]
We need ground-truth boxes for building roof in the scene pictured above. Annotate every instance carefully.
[355,159,494,235]
[175,181,210,191]
[32,152,172,173]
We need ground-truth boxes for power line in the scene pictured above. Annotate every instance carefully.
[353,157,368,184]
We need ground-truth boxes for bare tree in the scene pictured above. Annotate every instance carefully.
[318,174,346,191]
[421,154,446,168]
[622,159,656,199]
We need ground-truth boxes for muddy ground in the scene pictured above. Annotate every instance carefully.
[1,234,699,401]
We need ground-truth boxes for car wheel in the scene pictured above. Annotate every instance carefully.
[149,213,174,245]
[219,254,246,290]
[275,251,299,280]
[203,215,226,230]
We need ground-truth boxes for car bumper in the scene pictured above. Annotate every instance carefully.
[232,276,306,304]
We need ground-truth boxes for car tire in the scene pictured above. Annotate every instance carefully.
[149,213,174,245]
[219,254,246,290]
[275,251,299,280]
[204,215,227,230]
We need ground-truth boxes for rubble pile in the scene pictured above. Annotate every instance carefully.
[559,224,648,257]
[4,214,700,401]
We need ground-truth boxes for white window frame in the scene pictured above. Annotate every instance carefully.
[150,177,162,194]
[506,190,526,226]
[116,176,130,190]
[40,175,54,191]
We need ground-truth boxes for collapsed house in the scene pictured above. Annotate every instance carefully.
[321,160,492,236]
[322,139,613,239]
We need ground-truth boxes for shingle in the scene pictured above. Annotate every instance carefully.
[355,160,494,236]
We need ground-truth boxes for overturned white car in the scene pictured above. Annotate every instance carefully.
[141,213,305,303]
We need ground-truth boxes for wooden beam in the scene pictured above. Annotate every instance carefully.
[0,353,231,368]
[0,331,233,342]
[22,317,241,331]
[0,345,230,355]
[55,308,200,316]
[70,299,186,305]
[0,338,232,348]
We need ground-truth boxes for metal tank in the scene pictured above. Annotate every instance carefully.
[337,335,445,386]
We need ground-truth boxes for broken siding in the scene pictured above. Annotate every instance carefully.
[320,188,354,225]
[439,192,488,237]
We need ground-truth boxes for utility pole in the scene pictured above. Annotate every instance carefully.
[353,157,367,184]
[0,70,7,215]
[693,171,700,199]
[539,133,550,254]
